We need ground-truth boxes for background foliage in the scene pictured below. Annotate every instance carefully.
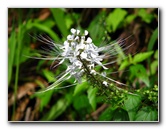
[8,8,158,121]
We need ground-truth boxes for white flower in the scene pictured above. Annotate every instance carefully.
[80,52,87,59]
[71,28,76,34]
[103,81,108,87]
[30,28,134,93]
[84,30,88,36]
[86,37,92,43]
[90,69,96,75]
[53,28,109,84]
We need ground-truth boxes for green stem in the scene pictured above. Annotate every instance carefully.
[78,56,109,97]
[12,24,23,120]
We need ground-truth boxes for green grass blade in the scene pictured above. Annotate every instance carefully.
[148,27,158,51]
[31,23,60,41]
[50,8,68,37]
[8,29,17,85]
[12,23,24,120]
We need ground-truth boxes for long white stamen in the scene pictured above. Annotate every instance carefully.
[96,72,128,86]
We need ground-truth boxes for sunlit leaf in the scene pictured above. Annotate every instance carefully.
[41,19,56,28]
[150,60,158,75]
[42,69,55,83]
[138,8,154,23]
[132,51,154,64]
[65,14,73,29]
[126,14,136,24]
[154,50,158,59]
[119,59,130,70]
[106,8,127,32]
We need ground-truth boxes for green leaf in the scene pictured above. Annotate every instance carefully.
[112,108,129,121]
[106,8,127,32]
[8,30,17,85]
[132,51,154,64]
[73,81,88,96]
[148,28,158,51]
[150,60,158,75]
[99,106,116,121]
[154,50,158,59]
[130,64,150,87]
[138,8,154,23]
[87,87,98,110]
[32,90,54,112]
[41,19,56,28]
[42,69,55,83]
[135,107,158,121]
[40,93,72,121]
[125,14,136,24]
[50,8,68,37]
[73,95,90,111]
[27,22,59,41]
[88,11,107,46]
[127,111,137,121]
[124,94,141,120]
[19,46,31,63]
[65,14,73,29]
[124,94,141,111]
[119,59,130,70]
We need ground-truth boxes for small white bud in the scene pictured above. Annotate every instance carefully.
[103,81,108,87]
[86,37,92,43]
[71,28,76,34]
[80,52,87,59]
[75,36,79,41]
[76,30,80,35]
[67,35,72,40]
[84,30,88,36]
[90,70,96,75]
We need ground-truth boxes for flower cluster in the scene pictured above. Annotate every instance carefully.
[57,28,108,84]
[34,28,131,92]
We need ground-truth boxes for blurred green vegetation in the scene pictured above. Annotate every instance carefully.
[8,8,158,121]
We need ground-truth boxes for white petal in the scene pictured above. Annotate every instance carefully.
[88,64,94,69]
[103,81,108,87]
[74,36,79,41]
[77,30,80,35]
[75,60,82,68]
[80,52,87,59]
[71,28,76,34]
[91,53,97,58]
[86,37,92,43]
[84,30,88,35]
[90,70,96,75]
[64,41,69,46]
[67,35,72,40]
